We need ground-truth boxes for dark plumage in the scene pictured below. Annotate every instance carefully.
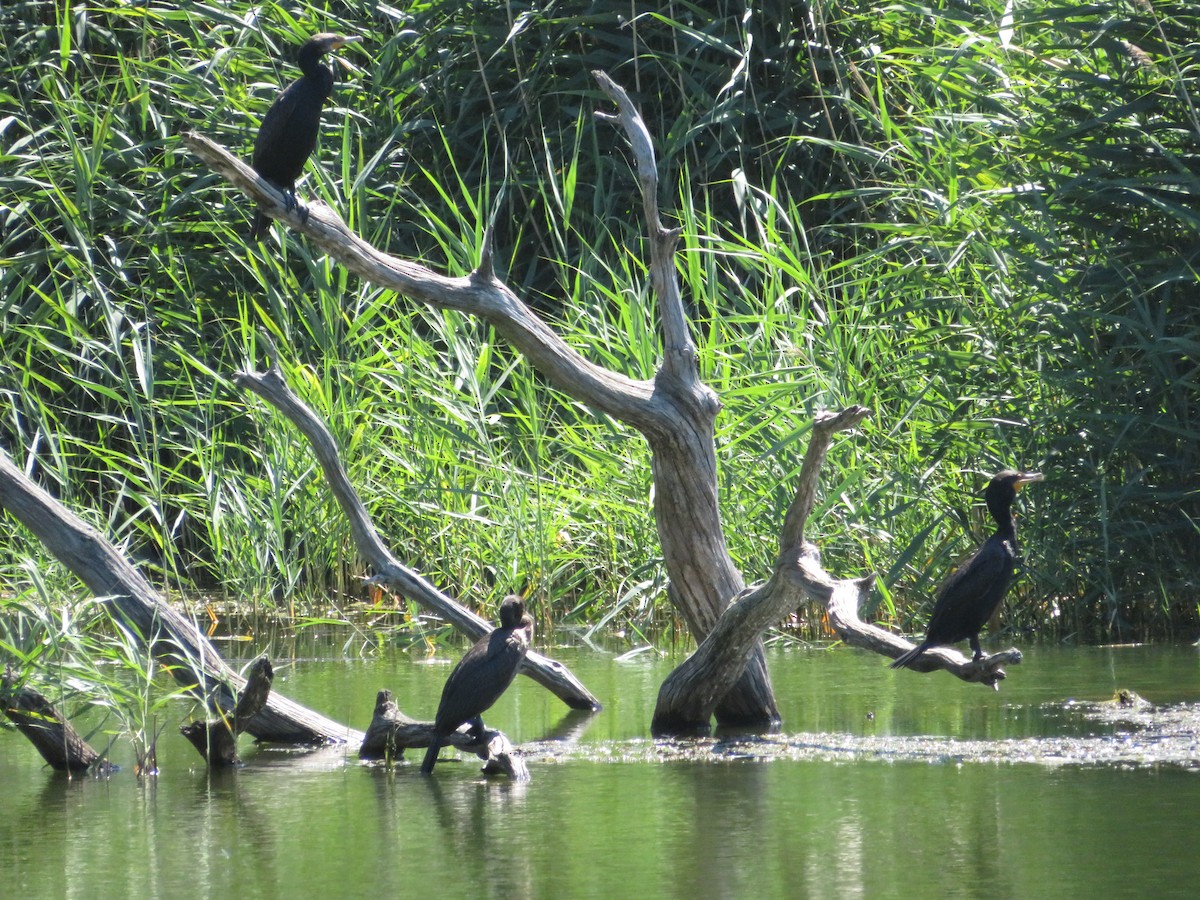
[421,595,533,774]
[250,32,360,240]
[892,470,1042,670]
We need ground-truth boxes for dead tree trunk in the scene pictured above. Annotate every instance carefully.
[181,70,1015,737]
[0,448,359,744]
[181,110,779,726]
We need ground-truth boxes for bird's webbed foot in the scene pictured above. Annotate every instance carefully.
[282,189,309,224]
[467,716,486,742]
[285,191,310,224]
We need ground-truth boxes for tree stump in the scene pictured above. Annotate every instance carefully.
[2,665,114,774]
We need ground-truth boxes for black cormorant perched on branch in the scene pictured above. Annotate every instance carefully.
[421,595,533,774]
[891,470,1043,670]
[250,32,360,240]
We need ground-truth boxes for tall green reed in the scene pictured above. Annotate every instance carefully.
[1,0,1197,648]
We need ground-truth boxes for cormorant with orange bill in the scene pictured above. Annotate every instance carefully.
[250,32,360,239]
[422,595,533,774]
[892,470,1042,669]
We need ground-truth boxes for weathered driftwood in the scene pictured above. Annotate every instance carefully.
[179,72,777,726]
[180,656,275,766]
[0,449,361,745]
[651,407,871,732]
[181,69,1016,737]
[824,570,1020,688]
[592,71,778,726]
[359,689,529,780]
[1,665,113,774]
[592,76,1020,718]
[235,347,600,713]
[651,403,1018,730]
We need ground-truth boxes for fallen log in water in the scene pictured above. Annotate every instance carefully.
[360,689,529,781]
[1,664,115,774]
[180,656,275,767]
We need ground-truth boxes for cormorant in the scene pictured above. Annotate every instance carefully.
[421,595,533,774]
[891,470,1042,670]
[250,32,360,240]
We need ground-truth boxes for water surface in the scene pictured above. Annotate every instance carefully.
[3,641,1198,897]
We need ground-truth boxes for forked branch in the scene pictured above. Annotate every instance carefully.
[651,406,872,733]
[593,70,693,375]
[181,130,658,430]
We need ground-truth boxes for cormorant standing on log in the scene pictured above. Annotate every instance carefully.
[421,595,533,774]
[250,32,360,240]
[891,470,1042,669]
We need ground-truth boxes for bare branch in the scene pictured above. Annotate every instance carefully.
[768,405,1016,685]
[0,450,360,744]
[235,348,602,712]
[181,130,656,428]
[779,406,872,552]
[790,530,1019,689]
[593,70,695,377]
[652,407,870,732]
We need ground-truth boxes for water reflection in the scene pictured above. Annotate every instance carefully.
[187,769,281,895]
[3,644,1200,896]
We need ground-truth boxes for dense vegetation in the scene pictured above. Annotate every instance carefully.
[1,0,1197,649]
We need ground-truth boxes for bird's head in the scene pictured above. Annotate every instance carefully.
[295,33,362,75]
[498,594,529,630]
[985,469,1043,522]
[307,33,362,53]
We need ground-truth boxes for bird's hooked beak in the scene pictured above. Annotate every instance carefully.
[330,35,362,71]
[1013,471,1044,491]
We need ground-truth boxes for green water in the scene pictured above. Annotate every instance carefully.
[3,642,1199,898]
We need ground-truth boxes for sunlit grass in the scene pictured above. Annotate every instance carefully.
[1,0,1197,662]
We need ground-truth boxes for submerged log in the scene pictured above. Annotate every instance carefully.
[359,689,529,780]
[1,665,113,774]
[180,656,275,766]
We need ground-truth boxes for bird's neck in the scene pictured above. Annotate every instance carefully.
[991,508,1017,543]
[297,47,329,77]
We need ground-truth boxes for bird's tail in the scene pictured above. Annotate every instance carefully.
[250,209,270,241]
[890,642,930,670]
[420,738,441,775]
